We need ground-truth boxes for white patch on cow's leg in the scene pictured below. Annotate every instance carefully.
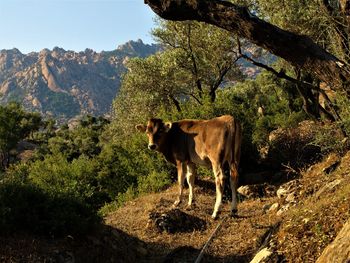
[212,165,224,219]
[230,163,239,215]
[173,162,187,207]
[186,164,196,207]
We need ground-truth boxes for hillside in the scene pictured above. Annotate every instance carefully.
[105,151,350,262]
[1,150,349,262]
[0,40,161,120]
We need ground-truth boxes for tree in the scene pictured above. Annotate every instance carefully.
[44,115,109,160]
[0,102,42,169]
[144,0,350,96]
[245,0,350,68]
[113,51,186,134]
[113,19,246,134]
[152,19,244,102]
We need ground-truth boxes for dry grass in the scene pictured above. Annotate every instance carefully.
[105,152,350,262]
[275,152,350,262]
[106,178,280,262]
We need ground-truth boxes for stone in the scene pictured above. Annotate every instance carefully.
[268,203,280,212]
[238,185,252,197]
[250,247,273,263]
[315,179,342,199]
[276,180,299,199]
[276,204,290,216]
[285,192,297,203]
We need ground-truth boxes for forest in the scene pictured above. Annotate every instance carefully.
[0,0,350,261]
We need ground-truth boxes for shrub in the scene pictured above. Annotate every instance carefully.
[2,155,102,236]
[0,180,99,237]
[267,121,322,170]
[312,122,349,155]
[97,134,174,201]
[137,170,172,194]
[28,154,103,207]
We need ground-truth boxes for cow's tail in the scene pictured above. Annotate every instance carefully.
[232,118,242,167]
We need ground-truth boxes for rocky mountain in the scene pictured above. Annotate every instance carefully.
[0,40,161,120]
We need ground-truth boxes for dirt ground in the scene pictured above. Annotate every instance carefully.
[105,178,280,263]
[1,152,349,262]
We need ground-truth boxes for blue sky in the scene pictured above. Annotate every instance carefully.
[0,0,157,54]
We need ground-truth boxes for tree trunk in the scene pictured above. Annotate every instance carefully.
[145,0,350,93]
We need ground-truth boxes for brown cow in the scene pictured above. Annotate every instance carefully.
[136,115,242,219]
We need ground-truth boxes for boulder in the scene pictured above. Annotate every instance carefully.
[250,247,272,263]
[238,184,276,199]
[276,180,300,199]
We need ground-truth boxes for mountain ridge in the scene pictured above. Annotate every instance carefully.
[0,39,162,120]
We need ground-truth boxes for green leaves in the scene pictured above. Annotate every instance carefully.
[0,102,42,169]
[113,19,245,134]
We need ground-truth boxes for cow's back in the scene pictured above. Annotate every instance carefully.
[167,115,239,167]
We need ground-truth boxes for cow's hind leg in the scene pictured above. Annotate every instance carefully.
[230,163,239,216]
[173,161,187,207]
[186,163,196,207]
[212,164,225,219]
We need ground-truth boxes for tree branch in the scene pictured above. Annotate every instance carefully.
[144,0,350,91]
[236,38,318,91]
[236,39,340,121]
[186,23,203,96]
[169,95,182,112]
[179,91,203,105]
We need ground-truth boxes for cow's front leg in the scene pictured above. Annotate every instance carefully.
[186,163,196,208]
[173,161,187,207]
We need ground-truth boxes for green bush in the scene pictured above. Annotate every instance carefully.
[137,170,172,194]
[312,123,349,155]
[0,180,100,236]
[97,133,174,199]
[97,144,139,199]
[1,155,102,236]
[28,153,109,210]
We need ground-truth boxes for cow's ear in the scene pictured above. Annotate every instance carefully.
[164,122,172,132]
[135,124,146,133]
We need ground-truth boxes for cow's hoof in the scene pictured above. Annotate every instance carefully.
[172,200,181,207]
[186,201,195,210]
[230,209,238,218]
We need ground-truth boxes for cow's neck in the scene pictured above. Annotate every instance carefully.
[158,132,176,165]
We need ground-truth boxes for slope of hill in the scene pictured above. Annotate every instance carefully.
[0,40,161,120]
[0,151,349,262]
[105,152,350,262]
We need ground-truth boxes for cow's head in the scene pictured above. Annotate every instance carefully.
[135,118,172,151]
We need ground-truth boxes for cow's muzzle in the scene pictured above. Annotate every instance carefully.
[148,144,157,150]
